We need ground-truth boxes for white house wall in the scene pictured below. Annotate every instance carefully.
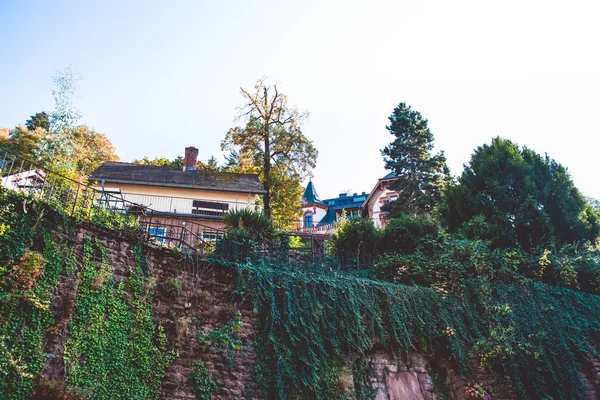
[368,184,398,228]
[301,205,327,227]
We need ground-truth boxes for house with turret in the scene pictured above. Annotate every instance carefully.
[299,180,369,232]
[299,172,399,232]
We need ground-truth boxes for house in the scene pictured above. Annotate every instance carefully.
[299,181,329,231]
[299,180,368,232]
[362,172,399,228]
[1,169,46,193]
[89,147,265,236]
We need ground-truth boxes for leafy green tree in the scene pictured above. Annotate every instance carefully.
[206,156,219,171]
[70,126,118,175]
[221,150,303,227]
[586,196,600,213]
[133,156,183,168]
[25,112,49,131]
[381,103,450,215]
[44,66,82,160]
[222,78,318,218]
[132,155,215,170]
[441,137,600,249]
[1,126,48,162]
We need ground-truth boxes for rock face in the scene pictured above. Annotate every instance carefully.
[383,372,424,400]
[368,353,433,400]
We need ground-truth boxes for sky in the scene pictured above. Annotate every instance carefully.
[1,0,600,199]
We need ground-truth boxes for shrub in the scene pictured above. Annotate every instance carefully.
[328,218,381,269]
[162,277,182,299]
[187,360,216,400]
[213,228,260,262]
[223,208,274,241]
[380,214,441,255]
[12,251,45,291]
[373,252,430,285]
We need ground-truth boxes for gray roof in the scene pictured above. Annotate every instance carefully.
[90,162,266,194]
[302,180,322,203]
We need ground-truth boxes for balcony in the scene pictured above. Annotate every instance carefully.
[100,190,259,219]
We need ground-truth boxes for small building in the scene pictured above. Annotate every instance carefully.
[89,147,265,237]
[362,172,399,228]
[1,169,46,193]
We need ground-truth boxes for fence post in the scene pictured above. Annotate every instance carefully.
[71,183,81,216]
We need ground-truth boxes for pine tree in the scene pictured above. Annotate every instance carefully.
[381,103,449,215]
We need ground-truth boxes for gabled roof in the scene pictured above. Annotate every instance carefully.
[89,162,266,194]
[362,172,398,210]
[302,180,322,204]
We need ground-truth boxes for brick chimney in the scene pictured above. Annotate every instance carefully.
[183,146,199,171]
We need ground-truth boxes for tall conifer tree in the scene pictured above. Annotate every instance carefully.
[381,103,449,215]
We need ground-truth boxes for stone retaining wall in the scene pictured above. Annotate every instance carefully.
[36,221,600,399]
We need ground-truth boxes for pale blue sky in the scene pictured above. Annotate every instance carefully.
[1,0,599,199]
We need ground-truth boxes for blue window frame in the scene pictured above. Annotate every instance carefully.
[304,213,313,228]
[148,227,165,243]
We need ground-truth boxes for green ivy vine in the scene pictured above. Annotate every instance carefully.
[0,189,176,399]
[63,237,176,399]
[0,190,74,399]
[236,262,600,399]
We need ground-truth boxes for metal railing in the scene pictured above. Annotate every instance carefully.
[0,147,225,254]
[109,191,258,218]
[0,147,375,271]
[274,216,384,235]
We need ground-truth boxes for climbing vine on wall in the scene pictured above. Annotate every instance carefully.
[64,237,176,399]
[0,190,74,399]
[236,262,600,399]
[0,189,176,399]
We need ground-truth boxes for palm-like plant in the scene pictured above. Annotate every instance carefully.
[223,208,274,241]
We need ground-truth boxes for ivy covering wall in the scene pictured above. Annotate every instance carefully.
[236,262,600,399]
[0,190,175,399]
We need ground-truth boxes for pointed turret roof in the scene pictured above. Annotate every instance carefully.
[302,180,322,203]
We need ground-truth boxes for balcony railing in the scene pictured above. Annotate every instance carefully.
[102,191,258,218]
[275,216,384,235]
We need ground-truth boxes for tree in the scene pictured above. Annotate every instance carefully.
[220,150,303,226]
[50,65,82,133]
[381,103,450,215]
[222,78,318,218]
[206,156,219,171]
[132,155,214,170]
[586,197,600,213]
[440,137,600,249]
[70,126,118,175]
[25,112,49,131]
[43,65,82,160]
[133,156,183,168]
[1,126,47,161]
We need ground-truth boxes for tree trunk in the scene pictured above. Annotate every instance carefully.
[263,130,271,219]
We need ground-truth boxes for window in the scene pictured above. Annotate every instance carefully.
[304,212,313,228]
[192,200,229,216]
[202,231,220,242]
[148,227,165,243]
